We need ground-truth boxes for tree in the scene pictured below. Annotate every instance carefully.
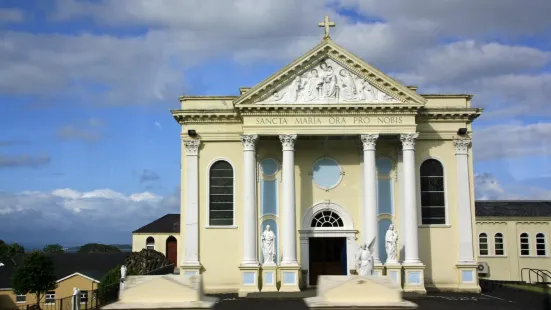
[12,251,57,309]
[78,243,121,253]
[97,265,136,303]
[43,244,64,253]
[0,242,25,262]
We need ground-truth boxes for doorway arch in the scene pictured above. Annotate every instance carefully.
[165,236,178,266]
[299,201,358,286]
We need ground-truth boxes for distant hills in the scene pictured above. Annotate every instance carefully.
[64,244,132,253]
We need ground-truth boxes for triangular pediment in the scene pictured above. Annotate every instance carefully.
[234,39,426,107]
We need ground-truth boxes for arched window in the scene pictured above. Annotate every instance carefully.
[494,233,505,256]
[209,160,234,226]
[479,233,488,256]
[311,210,344,228]
[536,233,546,256]
[520,233,530,256]
[420,159,446,225]
[146,237,155,250]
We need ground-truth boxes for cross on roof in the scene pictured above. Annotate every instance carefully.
[318,15,335,40]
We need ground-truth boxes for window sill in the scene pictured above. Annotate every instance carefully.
[418,224,451,228]
[520,255,550,258]
[205,225,238,229]
[16,302,26,304]
[478,255,508,258]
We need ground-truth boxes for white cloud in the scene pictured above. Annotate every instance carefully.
[475,173,551,200]
[0,187,179,244]
[0,153,51,168]
[474,123,551,161]
[57,118,106,142]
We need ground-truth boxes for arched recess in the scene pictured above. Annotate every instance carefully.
[259,217,279,264]
[299,201,357,287]
[165,236,177,266]
[378,219,393,264]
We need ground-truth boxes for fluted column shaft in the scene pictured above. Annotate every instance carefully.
[240,135,259,266]
[401,133,422,265]
[280,134,299,266]
[454,138,475,263]
[361,134,380,264]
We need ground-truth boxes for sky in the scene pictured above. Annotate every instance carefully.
[1,0,551,248]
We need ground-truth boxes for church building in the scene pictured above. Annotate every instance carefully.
[170,17,482,295]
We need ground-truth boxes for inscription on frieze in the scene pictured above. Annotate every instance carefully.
[253,116,405,126]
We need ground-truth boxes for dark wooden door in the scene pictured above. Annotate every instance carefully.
[309,237,347,285]
[166,237,177,265]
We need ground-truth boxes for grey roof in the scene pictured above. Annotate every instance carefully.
[132,214,180,234]
[0,252,129,289]
[475,200,551,217]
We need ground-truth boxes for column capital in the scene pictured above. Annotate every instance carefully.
[183,139,200,156]
[400,133,419,150]
[279,134,297,151]
[360,134,379,151]
[453,138,471,155]
[240,134,258,151]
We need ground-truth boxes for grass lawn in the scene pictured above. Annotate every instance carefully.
[503,283,551,295]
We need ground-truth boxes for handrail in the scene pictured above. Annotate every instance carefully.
[521,268,551,284]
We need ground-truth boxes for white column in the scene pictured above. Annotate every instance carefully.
[183,139,200,266]
[240,134,259,266]
[454,138,475,263]
[400,133,422,265]
[397,150,406,262]
[360,134,380,264]
[280,134,299,266]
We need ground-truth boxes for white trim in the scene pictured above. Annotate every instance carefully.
[493,232,506,256]
[56,272,100,283]
[519,232,531,256]
[311,156,344,191]
[299,202,357,287]
[417,156,449,226]
[205,157,236,227]
[15,294,26,303]
[535,232,548,256]
[376,156,395,216]
[146,236,155,250]
[259,157,281,179]
[478,232,490,256]
[258,156,281,217]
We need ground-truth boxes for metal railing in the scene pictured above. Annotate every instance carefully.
[521,268,551,284]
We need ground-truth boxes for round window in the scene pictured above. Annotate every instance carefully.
[312,157,342,190]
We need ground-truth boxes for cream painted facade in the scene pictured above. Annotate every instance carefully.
[476,218,551,282]
[0,273,98,309]
[171,31,482,295]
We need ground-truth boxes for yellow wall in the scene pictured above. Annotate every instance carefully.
[132,233,181,261]
[476,219,551,282]
[0,274,98,309]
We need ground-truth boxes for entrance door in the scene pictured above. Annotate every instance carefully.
[309,237,347,285]
[166,236,177,266]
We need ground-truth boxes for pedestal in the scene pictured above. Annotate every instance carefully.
[180,263,201,278]
[373,264,385,276]
[261,265,278,292]
[279,265,301,292]
[402,264,426,294]
[456,263,481,293]
[385,263,402,289]
[238,265,260,297]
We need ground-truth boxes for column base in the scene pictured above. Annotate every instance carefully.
[384,262,402,289]
[180,262,202,277]
[238,265,260,297]
[278,265,301,292]
[456,263,481,293]
[374,263,385,276]
[403,264,426,294]
[261,264,279,292]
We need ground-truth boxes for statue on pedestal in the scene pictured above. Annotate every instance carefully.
[355,238,375,276]
[261,225,276,265]
[385,224,398,263]
[120,265,127,280]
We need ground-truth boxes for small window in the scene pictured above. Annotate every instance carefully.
[536,233,546,256]
[146,237,155,250]
[16,294,26,303]
[479,233,488,256]
[80,290,88,304]
[494,233,505,256]
[520,233,530,256]
[45,291,55,304]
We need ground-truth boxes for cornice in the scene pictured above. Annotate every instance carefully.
[171,110,241,124]
[421,94,474,100]
[417,108,483,122]
[179,96,238,101]
[238,104,420,115]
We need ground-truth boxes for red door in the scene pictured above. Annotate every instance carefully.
[166,236,177,266]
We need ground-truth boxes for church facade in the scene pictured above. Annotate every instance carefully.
[171,21,482,295]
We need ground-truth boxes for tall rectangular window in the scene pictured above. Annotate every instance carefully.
[208,160,234,226]
[479,233,488,256]
[420,159,446,225]
[520,233,530,256]
[494,233,505,256]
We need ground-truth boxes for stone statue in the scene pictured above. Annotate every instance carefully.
[120,265,127,280]
[385,224,398,263]
[73,287,79,296]
[355,238,375,276]
[261,225,276,265]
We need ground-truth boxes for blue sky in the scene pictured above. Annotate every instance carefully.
[1,0,550,248]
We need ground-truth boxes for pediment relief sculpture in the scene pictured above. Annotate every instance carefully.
[257,59,399,104]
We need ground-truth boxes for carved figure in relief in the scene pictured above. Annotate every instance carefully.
[339,69,358,101]
[355,238,375,276]
[322,65,338,99]
[385,224,398,263]
[261,225,276,265]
